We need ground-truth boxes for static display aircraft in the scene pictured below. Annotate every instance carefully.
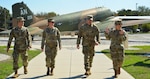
[1,2,150,37]
[11,2,114,35]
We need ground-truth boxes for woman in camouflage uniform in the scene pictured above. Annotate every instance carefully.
[41,19,61,76]
[105,20,127,78]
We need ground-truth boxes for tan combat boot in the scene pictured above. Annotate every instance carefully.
[24,66,28,74]
[85,69,91,75]
[12,70,18,78]
[50,68,54,76]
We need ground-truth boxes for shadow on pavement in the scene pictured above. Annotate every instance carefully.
[21,74,47,79]
[60,74,85,79]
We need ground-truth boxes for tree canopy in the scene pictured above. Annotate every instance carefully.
[117,6,150,16]
[0,6,11,30]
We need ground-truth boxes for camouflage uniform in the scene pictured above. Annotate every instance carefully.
[7,26,31,71]
[77,23,100,70]
[105,29,127,71]
[41,27,61,68]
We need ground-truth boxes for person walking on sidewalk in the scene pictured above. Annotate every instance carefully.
[105,19,127,78]
[41,18,61,76]
[7,17,32,78]
[76,15,100,76]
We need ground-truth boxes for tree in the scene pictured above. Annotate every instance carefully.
[132,25,138,33]
[117,9,139,16]
[117,6,150,33]
[117,6,150,16]
[117,9,127,16]
[138,6,150,16]
[35,12,57,19]
[141,23,150,32]
[0,6,11,31]
[47,12,57,18]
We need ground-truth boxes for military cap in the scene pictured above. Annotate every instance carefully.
[17,17,25,22]
[86,15,93,20]
[48,18,55,22]
[115,19,122,25]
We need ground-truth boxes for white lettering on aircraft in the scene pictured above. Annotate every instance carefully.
[20,7,28,15]
[57,23,62,26]
[27,15,33,20]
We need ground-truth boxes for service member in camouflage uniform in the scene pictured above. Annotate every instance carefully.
[41,19,61,76]
[7,17,31,78]
[105,20,127,78]
[76,15,100,75]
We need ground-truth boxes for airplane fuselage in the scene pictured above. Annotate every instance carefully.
[30,7,114,32]
[54,7,113,31]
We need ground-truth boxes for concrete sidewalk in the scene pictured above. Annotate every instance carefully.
[7,45,135,79]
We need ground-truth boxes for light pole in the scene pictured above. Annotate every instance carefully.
[4,8,7,30]
[136,3,138,10]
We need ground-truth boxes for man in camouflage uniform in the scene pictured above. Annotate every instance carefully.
[76,15,100,75]
[41,19,61,76]
[7,17,31,78]
[105,20,127,78]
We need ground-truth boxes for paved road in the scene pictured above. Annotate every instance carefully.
[1,33,150,46]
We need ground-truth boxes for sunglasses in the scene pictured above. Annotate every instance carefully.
[49,22,54,23]
[115,23,122,25]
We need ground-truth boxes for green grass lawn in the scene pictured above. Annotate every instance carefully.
[0,46,41,79]
[101,45,150,79]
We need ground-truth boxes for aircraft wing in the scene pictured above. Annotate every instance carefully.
[95,16,150,32]
[111,16,150,20]
[111,16,150,26]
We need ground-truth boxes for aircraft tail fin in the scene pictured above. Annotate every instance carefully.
[12,2,38,27]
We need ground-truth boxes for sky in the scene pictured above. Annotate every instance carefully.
[0,0,150,15]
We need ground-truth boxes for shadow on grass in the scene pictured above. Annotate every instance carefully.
[123,58,150,68]
[101,51,149,55]
[95,51,107,54]
[125,53,147,55]
[99,50,150,68]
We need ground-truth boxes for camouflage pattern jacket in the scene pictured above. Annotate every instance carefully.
[77,23,100,46]
[41,27,61,49]
[105,29,127,49]
[7,26,31,50]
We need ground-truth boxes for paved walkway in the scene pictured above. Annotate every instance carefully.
[7,45,135,79]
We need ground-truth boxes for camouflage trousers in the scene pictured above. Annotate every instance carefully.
[82,46,95,70]
[110,46,124,70]
[45,46,57,68]
[12,49,28,70]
